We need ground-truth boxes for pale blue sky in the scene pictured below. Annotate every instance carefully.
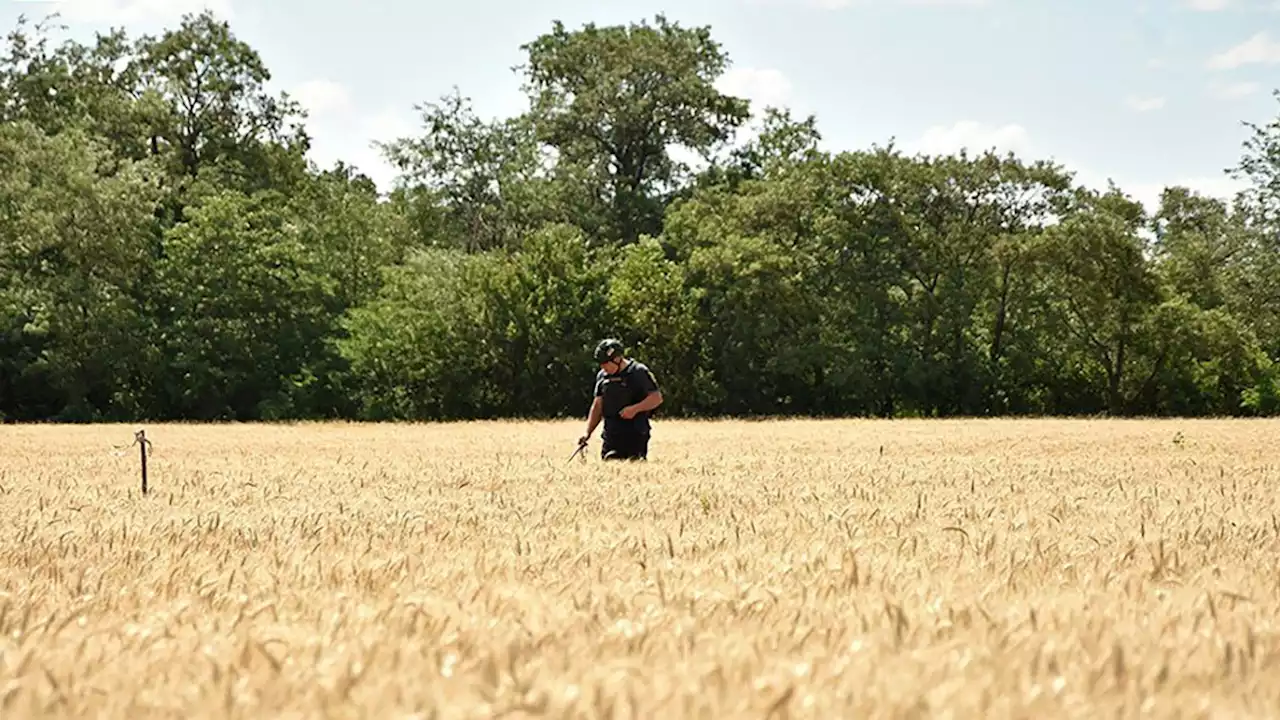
[4,0,1278,210]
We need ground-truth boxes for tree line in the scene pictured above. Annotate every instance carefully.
[2,11,1277,422]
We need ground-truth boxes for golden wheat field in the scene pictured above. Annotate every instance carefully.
[1,418,1279,719]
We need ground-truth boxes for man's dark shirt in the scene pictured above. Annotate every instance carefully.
[594,360,660,437]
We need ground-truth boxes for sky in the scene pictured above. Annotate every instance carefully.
[3,0,1278,212]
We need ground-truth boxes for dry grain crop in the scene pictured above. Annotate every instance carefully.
[1,418,1279,719]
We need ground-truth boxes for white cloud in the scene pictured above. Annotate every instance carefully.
[284,78,414,193]
[291,79,350,117]
[1209,79,1260,98]
[1207,32,1280,69]
[1125,95,1166,112]
[1125,176,1249,213]
[1186,0,1230,9]
[715,67,794,112]
[23,0,233,24]
[904,120,1033,157]
[346,109,417,191]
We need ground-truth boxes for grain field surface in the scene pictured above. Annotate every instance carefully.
[1,418,1279,719]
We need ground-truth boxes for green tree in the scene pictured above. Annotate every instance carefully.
[1231,89,1280,227]
[154,188,336,419]
[603,237,706,414]
[0,121,162,420]
[519,14,751,244]
[0,14,155,165]
[379,90,552,252]
[133,10,310,211]
[1036,187,1162,414]
[338,248,501,419]
[476,223,614,415]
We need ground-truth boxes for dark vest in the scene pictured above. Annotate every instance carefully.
[597,362,654,436]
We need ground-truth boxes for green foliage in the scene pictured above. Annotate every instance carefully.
[604,237,706,413]
[0,120,161,420]
[518,14,751,244]
[0,11,1277,422]
[155,187,338,419]
[378,92,552,252]
[337,248,499,419]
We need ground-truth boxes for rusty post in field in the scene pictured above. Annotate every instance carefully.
[136,429,150,495]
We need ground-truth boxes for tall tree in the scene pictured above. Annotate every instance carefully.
[133,10,309,200]
[1231,89,1280,228]
[154,188,336,420]
[378,89,550,251]
[1036,187,1162,414]
[518,14,751,244]
[0,121,162,420]
[0,14,157,167]
[1225,89,1280,359]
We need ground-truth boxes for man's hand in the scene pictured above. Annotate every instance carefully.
[620,391,661,420]
[577,434,590,447]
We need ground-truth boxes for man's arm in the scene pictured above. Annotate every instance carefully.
[625,389,663,416]
[621,366,663,418]
[581,396,604,443]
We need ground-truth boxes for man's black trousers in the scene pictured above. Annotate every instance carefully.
[601,432,649,461]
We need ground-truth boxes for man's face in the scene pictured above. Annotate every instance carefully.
[600,357,622,374]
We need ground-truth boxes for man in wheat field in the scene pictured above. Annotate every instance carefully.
[578,338,663,461]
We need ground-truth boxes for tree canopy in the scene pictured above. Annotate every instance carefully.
[2,11,1277,422]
